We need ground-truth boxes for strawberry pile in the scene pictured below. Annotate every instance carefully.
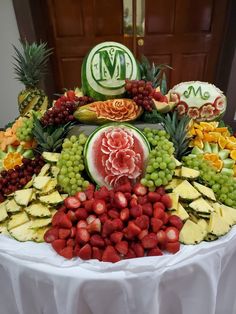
[44,182,183,262]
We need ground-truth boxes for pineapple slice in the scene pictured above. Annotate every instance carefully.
[197,219,208,238]
[0,201,8,222]
[33,176,51,190]
[167,192,179,211]
[176,203,189,221]
[42,152,60,163]
[39,191,63,205]
[38,163,51,176]
[173,180,200,201]
[173,158,182,167]
[193,182,216,201]
[5,199,22,213]
[189,198,214,215]
[0,221,10,236]
[9,221,36,242]
[40,178,57,195]
[7,212,29,230]
[30,217,52,228]
[204,234,218,242]
[50,165,60,178]
[14,188,34,206]
[25,202,51,217]
[165,178,183,192]
[218,203,236,226]
[173,168,181,177]
[208,212,230,236]
[179,219,205,244]
[32,226,49,242]
[181,167,200,180]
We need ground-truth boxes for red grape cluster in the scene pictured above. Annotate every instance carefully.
[41,102,77,126]
[0,156,45,201]
[125,80,154,112]
[77,96,94,107]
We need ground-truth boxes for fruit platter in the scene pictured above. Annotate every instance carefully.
[0,40,236,266]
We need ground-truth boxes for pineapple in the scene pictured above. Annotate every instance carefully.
[13,40,53,116]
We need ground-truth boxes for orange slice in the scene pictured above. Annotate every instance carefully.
[203,133,215,142]
[215,127,228,133]
[199,122,216,132]
[3,152,23,170]
[192,138,204,149]
[218,135,228,149]
[204,153,223,171]
[195,129,204,139]
[230,150,236,161]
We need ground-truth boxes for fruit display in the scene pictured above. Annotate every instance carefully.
[169,81,227,121]
[13,40,52,116]
[0,40,236,264]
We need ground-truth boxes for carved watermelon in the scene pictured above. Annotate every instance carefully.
[81,42,140,101]
[84,123,150,188]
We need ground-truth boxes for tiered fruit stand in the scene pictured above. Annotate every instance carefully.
[0,41,236,314]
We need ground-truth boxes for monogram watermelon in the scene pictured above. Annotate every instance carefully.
[81,42,140,101]
[84,123,150,188]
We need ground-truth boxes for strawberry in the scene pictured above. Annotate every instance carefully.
[58,228,71,240]
[153,201,165,211]
[77,220,88,229]
[115,241,128,255]
[129,196,138,208]
[120,208,129,221]
[168,215,183,230]
[74,244,81,256]
[99,213,109,223]
[64,196,81,210]
[79,243,92,260]
[166,242,180,254]
[83,199,94,211]
[92,247,103,261]
[162,212,169,224]
[75,208,88,220]
[57,205,67,213]
[124,221,141,239]
[111,218,123,231]
[132,243,144,257]
[115,181,132,193]
[156,230,167,249]
[138,229,148,240]
[44,228,59,243]
[142,203,153,216]
[102,245,121,263]
[110,231,123,244]
[90,234,105,247]
[102,220,115,237]
[141,233,158,249]
[92,199,106,215]
[94,186,110,200]
[135,215,149,230]
[130,205,143,218]
[161,194,172,209]
[66,238,75,247]
[147,192,161,203]
[153,207,165,220]
[76,228,90,244]
[84,187,94,200]
[104,238,112,246]
[51,239,66,253]
[53,212,72,229]
[108,209,120,219]
[52,211,65,227]
[86,214,96,224]
[114,191,127,209]
[147,247,163,256]
[67,210,77,223]
[59,246,73,259]
[124,192,132,201]
[155,187,165,195]
[165,227,179,243]
[124,248,136,259]
[87,218,101,233]
[133,183,147,196]
[151,218,163,233]
[75,191,87,202]
[70,226,77,238]
[137,195,148,205]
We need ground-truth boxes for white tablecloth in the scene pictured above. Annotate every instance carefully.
[0,227,236,314]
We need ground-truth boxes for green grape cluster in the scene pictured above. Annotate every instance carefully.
[183,155,236,207]
[57,134,90,195]
[141,128,176,190]
[16,117,34,142]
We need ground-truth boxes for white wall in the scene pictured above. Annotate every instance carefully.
[0,0,23,128]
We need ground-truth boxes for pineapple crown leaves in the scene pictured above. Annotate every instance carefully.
[32,113,75,153]
[138,55,172,94]
[12,40,53,89]
[152,111,192,160]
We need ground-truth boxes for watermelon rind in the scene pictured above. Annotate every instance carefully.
[84,123,150,188]
[81,41,140,101]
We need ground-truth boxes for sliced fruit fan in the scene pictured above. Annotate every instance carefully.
[0,40,235,263]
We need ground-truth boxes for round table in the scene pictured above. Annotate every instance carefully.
[0,227,236,314]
